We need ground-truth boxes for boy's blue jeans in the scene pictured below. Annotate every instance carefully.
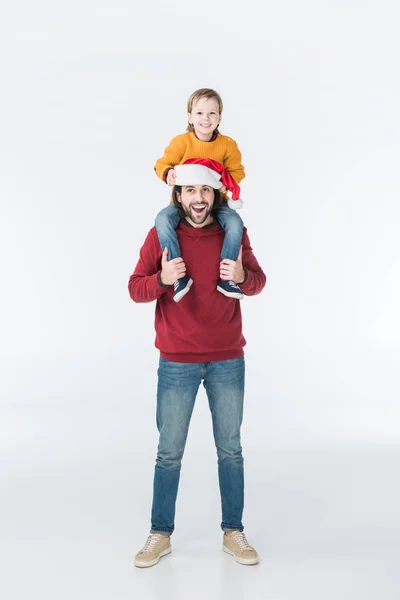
[150,356,245,535]
[155,203,244,261]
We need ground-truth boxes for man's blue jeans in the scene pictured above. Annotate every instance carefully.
[155,203,244,261]
[150,356,245,535]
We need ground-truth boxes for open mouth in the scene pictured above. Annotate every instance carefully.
[192,204,207,215]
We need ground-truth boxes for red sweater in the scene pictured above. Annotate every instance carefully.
[128,221,266,362]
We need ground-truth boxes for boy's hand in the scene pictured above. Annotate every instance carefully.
[166,168,177,186]
[219,185,227,193]
[219,246,245,284]
[160,247,186,285]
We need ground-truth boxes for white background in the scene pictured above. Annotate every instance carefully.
[1,1,399,598]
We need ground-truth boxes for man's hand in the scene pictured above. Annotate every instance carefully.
[160,247,187,285]
[166,168,177,186]
[219,246,245,284]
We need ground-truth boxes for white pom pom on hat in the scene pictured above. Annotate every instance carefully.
[227,197,244,210]
[175,158,244,210]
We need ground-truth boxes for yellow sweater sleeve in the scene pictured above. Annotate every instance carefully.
[223,137,246,184]
[154,134,186,181]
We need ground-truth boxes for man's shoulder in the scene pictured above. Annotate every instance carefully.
[142,226,160,245]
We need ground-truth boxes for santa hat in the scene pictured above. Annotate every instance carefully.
[175,158,244,210]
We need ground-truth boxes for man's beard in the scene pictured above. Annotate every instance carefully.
[182,203,214,224]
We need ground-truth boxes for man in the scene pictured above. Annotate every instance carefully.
[128,163,266,567]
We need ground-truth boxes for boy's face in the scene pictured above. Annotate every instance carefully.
[176,185,215,227]
[188,97,221,141]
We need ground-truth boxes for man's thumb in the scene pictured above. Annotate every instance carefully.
[162,247,169,262]
[238,245,243,262]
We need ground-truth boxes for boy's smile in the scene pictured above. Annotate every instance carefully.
[188,97,221,142]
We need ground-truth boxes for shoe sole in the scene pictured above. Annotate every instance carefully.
[134,546,172,568]
[173,278,193,303]
[216,286,244,300]
[223,545,259,565]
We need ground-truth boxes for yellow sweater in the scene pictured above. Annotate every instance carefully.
[154,132,246,184]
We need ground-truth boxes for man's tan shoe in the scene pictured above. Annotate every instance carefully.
[223,530,259,565]
[134,534,171,568]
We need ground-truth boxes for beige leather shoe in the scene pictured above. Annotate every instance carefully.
[134,534,171,568]
[223,531,259,565]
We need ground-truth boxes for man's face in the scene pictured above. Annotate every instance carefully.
[176,185,215,227]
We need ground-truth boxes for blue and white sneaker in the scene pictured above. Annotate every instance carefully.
[217,279,244,300]
[173,276,193,302]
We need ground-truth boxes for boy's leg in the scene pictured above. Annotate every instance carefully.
[215,205,244,299]
[215,204,244,261]
[151,359,202,535]
[155,204,193,302]
[155,204,181,260]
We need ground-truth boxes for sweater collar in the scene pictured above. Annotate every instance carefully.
[192,129,219,142]
[181,217,219,229]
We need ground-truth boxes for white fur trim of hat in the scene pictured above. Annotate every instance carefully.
[227,198,244,210]
[174,164,222,189]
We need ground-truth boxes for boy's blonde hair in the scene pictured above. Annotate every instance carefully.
[186,88,223,133]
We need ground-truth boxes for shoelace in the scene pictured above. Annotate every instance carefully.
[232,532,252,550]
[229,281,240,289]
[142,534,162,553]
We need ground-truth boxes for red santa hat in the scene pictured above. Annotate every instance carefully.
[175,158,244,210]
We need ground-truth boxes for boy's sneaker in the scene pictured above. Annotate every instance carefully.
[223,530,259,565]
[173,276,193,302]
[217,279,244,300]
[134,534,171,568]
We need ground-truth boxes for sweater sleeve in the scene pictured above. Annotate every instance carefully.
[128,228,170,303]
[239,229,267,296]
[154,134,186,181]
[224,137,246,184]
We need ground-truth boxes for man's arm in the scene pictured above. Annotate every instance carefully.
[237,229,266,296]
[128,228,169,303]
